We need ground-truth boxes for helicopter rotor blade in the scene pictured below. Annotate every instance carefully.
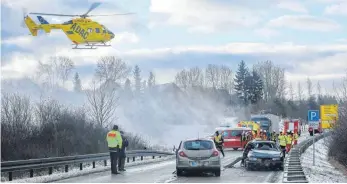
[82,2,102,16]
[88,13,136,17]
[29,12,79,17]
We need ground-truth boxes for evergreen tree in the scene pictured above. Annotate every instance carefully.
[246,69,263,104]
[142,80,147,90]
[124,78,131,91]
[234,60,250,105]
[147,72,156,87]
[133,65,141,93]
[73,72,82,92]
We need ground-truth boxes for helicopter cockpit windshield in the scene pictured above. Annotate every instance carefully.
[101,25,113,34]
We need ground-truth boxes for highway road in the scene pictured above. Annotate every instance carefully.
[56,150,282,183]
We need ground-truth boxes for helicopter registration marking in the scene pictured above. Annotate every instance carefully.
[70,23,89,39]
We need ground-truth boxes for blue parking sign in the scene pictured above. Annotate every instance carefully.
[308,110,319,121]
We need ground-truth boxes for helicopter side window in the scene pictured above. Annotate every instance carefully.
[87,28,93,33]
[62,20,73,25]
[95,28,100,33]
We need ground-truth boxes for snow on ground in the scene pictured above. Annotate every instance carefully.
[301,137,347,183]
[2,155,175,183]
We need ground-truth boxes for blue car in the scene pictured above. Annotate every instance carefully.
[242,140,284,171]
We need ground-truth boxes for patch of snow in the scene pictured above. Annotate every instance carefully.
[2,156,175,183]
[301,138,347,183]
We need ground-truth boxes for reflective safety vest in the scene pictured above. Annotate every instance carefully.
[214,135,222,143]
[294,133,298,141]
[286,135,292,144]
[106,130,123,148]
[278,135,286,146]
[271,133,276,141]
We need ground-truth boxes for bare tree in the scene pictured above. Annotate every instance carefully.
[95,56,131,84]
[297,81,303,102]
[86,80,119,127]
[205,64,220,88]
[57,56,75,86]
[307,77,313,97]
[35,56,75,88]
[187,67,204,87]
[253,61,286,101]
[275,68,286,99]
[175,69,189,89]
[288,82,294,101]
[1,93,32,131]
[317,81,322,96]
[219,65,233,92]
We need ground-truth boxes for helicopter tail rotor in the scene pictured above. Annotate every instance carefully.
[21,8,28,28]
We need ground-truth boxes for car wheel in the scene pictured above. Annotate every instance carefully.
[214,169,221,177]
[233,148,238,151]
[245,162,251,171]
[176,168,183,176]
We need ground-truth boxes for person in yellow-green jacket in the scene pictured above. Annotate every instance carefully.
[106,125,123,174]
[278,132,287,157]
[286,133,292,153]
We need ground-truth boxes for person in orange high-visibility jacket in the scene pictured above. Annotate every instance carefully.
[106,125,123,174]
[293,133,299,145]
[286,133,292,153]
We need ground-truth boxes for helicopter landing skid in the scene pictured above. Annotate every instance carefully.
[72,44,97,49]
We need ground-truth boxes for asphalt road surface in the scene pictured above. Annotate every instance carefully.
[56,150,281,183]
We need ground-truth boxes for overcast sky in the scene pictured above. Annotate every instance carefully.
[1,0,347,94]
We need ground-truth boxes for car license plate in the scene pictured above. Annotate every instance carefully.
[190,161,199,167]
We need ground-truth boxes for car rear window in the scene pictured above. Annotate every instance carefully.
[184,140,213,150]
[254,142,278,151]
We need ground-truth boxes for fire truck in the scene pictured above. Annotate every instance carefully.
[282,119,302,135]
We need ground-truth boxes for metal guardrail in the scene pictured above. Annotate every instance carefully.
[282,132,332,183]
[1,150,174,181]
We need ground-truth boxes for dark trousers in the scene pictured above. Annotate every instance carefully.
[217,145,225,157]
[280,145,286,158]
[109,148,119,174]
[118,156,126,170]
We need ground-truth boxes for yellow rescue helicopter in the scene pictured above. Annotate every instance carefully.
[23,2,134,49]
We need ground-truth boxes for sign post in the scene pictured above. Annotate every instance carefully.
[308,110,319,166]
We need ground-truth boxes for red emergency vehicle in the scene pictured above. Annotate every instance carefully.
[308,120,322,135]
[282,119,302,135]
[211,127,252,150]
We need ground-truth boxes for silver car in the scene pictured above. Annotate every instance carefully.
[175,138,221,176]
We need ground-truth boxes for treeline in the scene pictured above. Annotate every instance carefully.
[1,92,148,161]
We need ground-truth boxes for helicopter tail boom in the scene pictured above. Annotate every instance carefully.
[24,15,38,36]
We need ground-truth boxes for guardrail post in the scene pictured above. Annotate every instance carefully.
[133,157,135,162]
[93,161,95,168]
[80,163,83,170]
[104,160,107,166]
[152,156,155,159]
[141,156,143,161]
[9,172,12,181]
[49,167,53,175]
[30,169,34,178]
[127,157,130,163]
[65,165,68,172]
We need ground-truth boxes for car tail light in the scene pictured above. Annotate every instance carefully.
[178,151,187,157]
[211,150,219,157]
